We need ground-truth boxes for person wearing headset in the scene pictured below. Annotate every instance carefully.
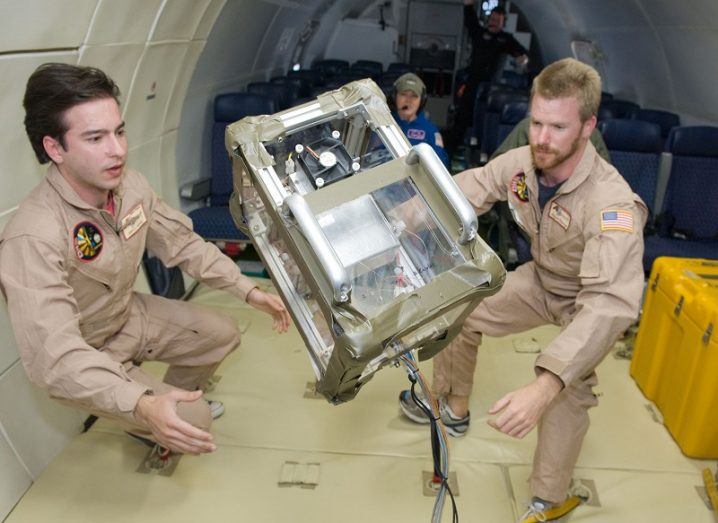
[392,73,450,168]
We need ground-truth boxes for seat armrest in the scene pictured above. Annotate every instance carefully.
[180,177,212,200]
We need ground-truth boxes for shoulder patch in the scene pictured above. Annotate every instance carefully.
[600,209,634,233]
[510,171,529,203]
[73,222,103,261]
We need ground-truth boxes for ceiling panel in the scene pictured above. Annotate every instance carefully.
[85,0,162,45]
[0,0,96,53]
[152,0,212,42]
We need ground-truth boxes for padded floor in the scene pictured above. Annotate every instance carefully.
[6,280,717,522]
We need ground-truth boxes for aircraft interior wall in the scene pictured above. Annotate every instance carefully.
[1,0,718,519]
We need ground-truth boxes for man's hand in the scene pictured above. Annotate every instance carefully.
[134,389,216,455]
[487,371,563,439]
[246,288,291,333]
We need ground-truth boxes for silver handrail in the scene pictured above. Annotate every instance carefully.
[283,193,351,303]
[406,143,477,244]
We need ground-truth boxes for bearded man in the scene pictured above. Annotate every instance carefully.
[398,58,646,522]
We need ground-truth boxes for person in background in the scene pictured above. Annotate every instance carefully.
[0,63,291,456]
[447,0,529,157]
[392,72,450,167]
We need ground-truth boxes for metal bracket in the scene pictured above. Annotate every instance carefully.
[278,461,320,489]
[422,470,459,497]
[136,446,181,476]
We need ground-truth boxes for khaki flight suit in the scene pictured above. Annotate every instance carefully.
[0,166,257,438]
[433,142,647,502]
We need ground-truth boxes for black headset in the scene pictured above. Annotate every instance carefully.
[391,74,427,112]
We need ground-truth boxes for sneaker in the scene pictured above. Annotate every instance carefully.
[207,399,225,419]
[398,390,470,438]
[519,495,583,523]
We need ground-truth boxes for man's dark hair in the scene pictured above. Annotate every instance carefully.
[23,63,120,164]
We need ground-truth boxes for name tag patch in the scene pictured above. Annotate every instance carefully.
[407,128,426,140]
[549,202,571,230]
[600,209,634,233]
[120,204,147,240]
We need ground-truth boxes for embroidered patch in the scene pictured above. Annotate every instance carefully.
[120,204,147,240]
[510,172,529,203]
[600,209,634,233]
[73,222,103,261]
[549,202,571,230]
[407,128,426,140]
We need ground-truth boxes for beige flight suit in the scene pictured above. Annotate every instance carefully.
[0,166,258,439]
[433,142,647,503]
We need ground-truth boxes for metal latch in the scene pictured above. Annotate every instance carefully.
[651,273,660,291]
[703,323,713,345]
[674,296,684,316]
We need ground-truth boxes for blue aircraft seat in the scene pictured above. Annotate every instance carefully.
[598,119,662,216]
[480,89,529,157]
[246,82,293,111]
[599,99,641,119]
[387,62,413,74]
[352,60,383,78]
[287,69,325,88]
[495,101,529,149]
[633,108,681,142]
[643,126,718,271]
[312,59,350,79]
[271,76,312,99]
[186,93,275,242]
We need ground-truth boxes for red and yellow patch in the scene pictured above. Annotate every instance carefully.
[73,222,103,261]
[510,172,529,203]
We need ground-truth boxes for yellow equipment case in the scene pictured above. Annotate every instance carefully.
[631,257,718,458]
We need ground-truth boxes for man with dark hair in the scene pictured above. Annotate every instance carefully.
[399,58,646,521]
[446,0,529,157]
[0,63,291,455]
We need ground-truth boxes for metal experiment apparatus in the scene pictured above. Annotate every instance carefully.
[226,79,505,404]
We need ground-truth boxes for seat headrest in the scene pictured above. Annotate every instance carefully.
[634,109,680,137]
[214,93,275,122]
[500,101,529,125]
[598,119,662,153]
[599,99,640,119]
[667,126,718,157]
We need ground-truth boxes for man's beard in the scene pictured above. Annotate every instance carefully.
[530,134,582,171]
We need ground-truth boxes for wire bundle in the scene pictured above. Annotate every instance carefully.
[400,353,459,523]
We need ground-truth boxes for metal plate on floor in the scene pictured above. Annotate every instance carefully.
[136,446,181,476]
[422,470,459,497]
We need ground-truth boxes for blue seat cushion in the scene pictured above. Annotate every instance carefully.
[188,206,249,241]
[643,235,718,273]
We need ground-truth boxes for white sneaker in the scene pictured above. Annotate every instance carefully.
[207,399,225,419]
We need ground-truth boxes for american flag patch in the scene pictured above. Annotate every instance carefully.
[600,209,634,232]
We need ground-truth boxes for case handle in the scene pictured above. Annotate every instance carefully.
[284,193,351,304]
[405,143,477,244]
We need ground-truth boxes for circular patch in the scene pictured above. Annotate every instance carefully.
[73,222,103,261]
[510,172,529,203]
